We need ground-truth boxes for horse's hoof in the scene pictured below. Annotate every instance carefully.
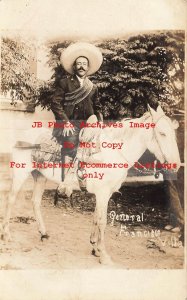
[92,249,100,257]
[41,234,49,241]
[99,255,114,265]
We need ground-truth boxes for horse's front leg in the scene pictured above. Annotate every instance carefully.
[31,172,48,241]
[90,206,99,256]
[93,190,113,265]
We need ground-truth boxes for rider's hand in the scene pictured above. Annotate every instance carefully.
[63,122,75,136]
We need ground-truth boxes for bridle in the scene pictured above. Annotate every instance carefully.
[134,109,175,177]
[150,113,169,164]
[120,111,173,177]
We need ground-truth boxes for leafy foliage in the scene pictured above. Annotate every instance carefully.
[2,32,184,119]
[39,31,184,119]
[95,31,184,118]
[1,37,39,105]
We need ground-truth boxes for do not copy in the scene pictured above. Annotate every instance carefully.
[64,141,124,150]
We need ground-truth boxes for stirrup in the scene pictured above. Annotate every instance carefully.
[77,161,86,181]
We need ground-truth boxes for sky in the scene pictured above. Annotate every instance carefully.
[0,0,186,41]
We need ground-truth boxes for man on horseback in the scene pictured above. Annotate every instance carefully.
[51,42,103,181]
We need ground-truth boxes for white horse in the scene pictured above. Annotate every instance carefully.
[0,105,180,264]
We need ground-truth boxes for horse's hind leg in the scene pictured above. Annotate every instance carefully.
[31,171,48,240]
[90,207,99,256]
[1,174,27,242]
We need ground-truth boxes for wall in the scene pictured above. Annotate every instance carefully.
[0,104,55,192]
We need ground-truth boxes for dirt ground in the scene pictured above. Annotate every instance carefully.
[0,183,184,270]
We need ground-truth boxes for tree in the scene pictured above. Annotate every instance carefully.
[1,37,39,106]
[95,31,184,118]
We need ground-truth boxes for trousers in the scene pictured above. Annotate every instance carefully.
[60,125,81,181]
[163,177,184,227]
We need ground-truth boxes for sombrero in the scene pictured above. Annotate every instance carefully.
[60,42,103,75]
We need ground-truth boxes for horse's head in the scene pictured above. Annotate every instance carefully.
[147,105,181,171]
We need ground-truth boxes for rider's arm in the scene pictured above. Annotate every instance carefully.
[51,79,74,137]
[51,79,69,122]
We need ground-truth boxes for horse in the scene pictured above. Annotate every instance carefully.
[0,105,181,264]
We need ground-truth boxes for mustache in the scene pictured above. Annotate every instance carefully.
[77,67,86,71]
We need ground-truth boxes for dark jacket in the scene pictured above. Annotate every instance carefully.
[51,75,103,122]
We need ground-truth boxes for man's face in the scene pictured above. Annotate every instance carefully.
[74,56,89,78]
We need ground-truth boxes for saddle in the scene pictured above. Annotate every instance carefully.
[31,132,62,164]
[15,115,102,192]
[57,115,102,195]
[76,115,101,162]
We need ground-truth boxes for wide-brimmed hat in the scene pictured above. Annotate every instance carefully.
[60,42,103,75]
